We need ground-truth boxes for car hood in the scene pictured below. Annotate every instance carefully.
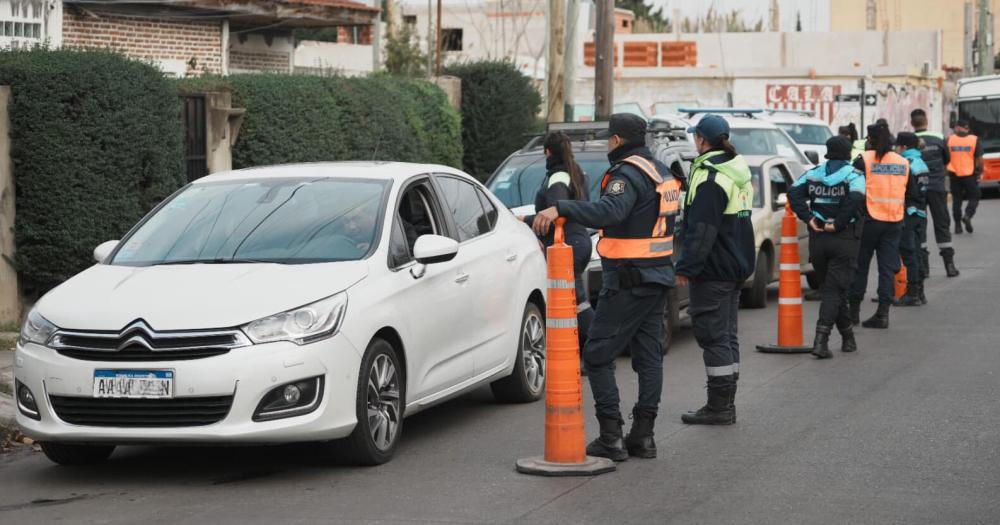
[36,261,369,331]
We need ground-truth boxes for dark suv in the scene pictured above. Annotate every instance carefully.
[486,121,694,350]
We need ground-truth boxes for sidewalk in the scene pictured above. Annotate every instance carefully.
[1,334,16,436]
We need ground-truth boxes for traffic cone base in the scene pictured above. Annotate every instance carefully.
[757,203,812,354]
[515,455,617,477]
[518,219,616,477]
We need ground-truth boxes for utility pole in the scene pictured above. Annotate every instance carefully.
[594,0,614,119]
[385,0,396,39]
[768,0,779,32]
[435,0,443,75]
[966,1,975,76]
[546,0,566,122]
[427,0,433,74]
[372,0,382,72]
[564,0,579,120]
[865,0,876,31]
[978,0,994,75]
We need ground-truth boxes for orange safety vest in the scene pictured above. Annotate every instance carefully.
[862,150,908,222]
[946,134,978,177]
[596,155,682,259]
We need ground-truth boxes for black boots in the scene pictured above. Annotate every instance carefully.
[624,410,657,459]
[963,216,974,233]
[896,284,923,307]
[955,221,963,234]
[839,324,858,353]
[811,325,833,359]
[681,376,736,425]
[944,257,960,277]
[849,300,862,326]
[587,416,628,462]
[862,302,890,329]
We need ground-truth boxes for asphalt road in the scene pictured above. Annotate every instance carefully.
[3,200,1000,525]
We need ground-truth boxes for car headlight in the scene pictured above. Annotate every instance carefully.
[243,293,348,345]
[19,309,58,347]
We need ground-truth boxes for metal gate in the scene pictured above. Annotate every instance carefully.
[181,95,208,182]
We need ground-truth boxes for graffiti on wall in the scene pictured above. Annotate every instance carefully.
[871,84,932,132]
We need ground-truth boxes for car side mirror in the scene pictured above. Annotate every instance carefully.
[413,235,459,265]
[775,193,788,207]
[93,240,119,263]
[805,150,820,165]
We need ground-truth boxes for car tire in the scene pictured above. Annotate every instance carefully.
[335,338,405,466]
[661,289,679,355]
[40,442,115,465]
[741,249,770,309]
[491,302,545,403]
[805,271,822,290]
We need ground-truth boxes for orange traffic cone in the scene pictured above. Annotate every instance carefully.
[894,259,907,299]
[516,219,616,477]
[756,204,812,354]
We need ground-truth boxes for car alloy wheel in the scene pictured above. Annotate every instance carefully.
[366,353,401,452]
[521,310,546,396]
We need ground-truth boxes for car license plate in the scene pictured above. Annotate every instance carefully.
[93,370,173,399]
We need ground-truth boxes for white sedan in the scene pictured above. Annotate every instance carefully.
[14,162,547,466]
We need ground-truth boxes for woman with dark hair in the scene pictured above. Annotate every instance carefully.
[522,131,595,354]
[847,122,915,329]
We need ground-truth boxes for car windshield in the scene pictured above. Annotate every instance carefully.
[488,155,609,208]
[958,99,1000,154]
[730,128,807,163]
[775,123,833,145]
[112,177,388,266]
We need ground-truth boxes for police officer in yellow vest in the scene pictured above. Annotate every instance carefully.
[947,119,983,234]
[533,113,681,461]
[674,115,755,426]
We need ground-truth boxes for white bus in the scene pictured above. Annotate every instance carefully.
[954,75,1000,189]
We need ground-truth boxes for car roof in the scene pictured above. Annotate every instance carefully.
[764,112,831,126]
[192,161,468,185]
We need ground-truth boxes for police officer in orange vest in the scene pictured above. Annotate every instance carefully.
[947,119,983,234]
[532,113,680,461]
[848,122,917,329]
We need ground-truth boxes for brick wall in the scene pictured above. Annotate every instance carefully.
[62,11,223,75]
[229,49,290,73]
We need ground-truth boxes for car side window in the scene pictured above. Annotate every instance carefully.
[475,188,499,231]
[389,182,440,268]
[436,176,491,242]
[770,164,792,210]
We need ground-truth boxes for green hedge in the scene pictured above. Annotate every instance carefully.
[0,49,185,295]
[445,61,542,181]
[177,74,462,169]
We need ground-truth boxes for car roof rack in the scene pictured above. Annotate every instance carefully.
[764,108,817,117]
[648,120,688,141]
[678,108,764,119]
[519,121,610,151]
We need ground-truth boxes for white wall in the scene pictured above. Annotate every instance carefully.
[294,40,374,77]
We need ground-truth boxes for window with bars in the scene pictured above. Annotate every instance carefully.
[0,0,46,48]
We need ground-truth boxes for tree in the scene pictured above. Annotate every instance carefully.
[616,0,671,33]
[384,24,427,77]
[796,11,803,31]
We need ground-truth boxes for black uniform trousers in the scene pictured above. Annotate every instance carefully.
[689,280,741,379]
[899,214,928,284]
[951,174,981,222]
[584,284,668,420]
[849,219,903,305]
[808,227,860,329]
[925,190,954,257]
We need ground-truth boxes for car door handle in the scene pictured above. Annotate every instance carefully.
[455,273,470,284]
[506,253,518,262]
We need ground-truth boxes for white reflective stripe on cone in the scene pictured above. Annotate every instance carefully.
[576,301,592,313]
[778,297,803,305]
[547,318,578,328]
[780,263,800,271]
[547,279,575,289]
[706,364,737,376]
[781,236,798,244]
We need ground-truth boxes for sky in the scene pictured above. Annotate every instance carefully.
[653,0,830,32]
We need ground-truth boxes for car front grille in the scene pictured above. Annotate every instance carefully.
[50,321,248,362]
[49,395,234,427]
